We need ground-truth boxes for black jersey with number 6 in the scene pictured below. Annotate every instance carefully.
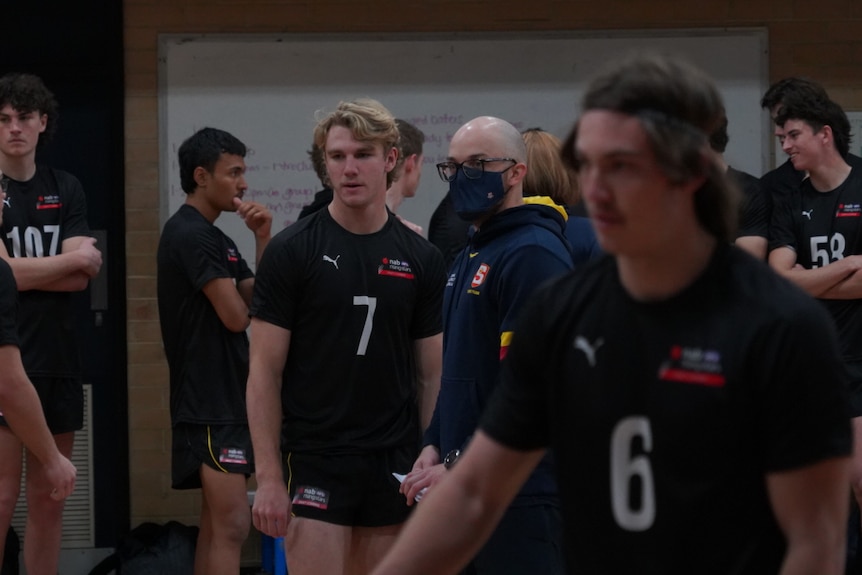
[481,245,852,574]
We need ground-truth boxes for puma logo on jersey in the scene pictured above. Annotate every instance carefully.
[802,209,813,220]
[1,198,8,208]
[323,255,340,269]
[574,336,604,367]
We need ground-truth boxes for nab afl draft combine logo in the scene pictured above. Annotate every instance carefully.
[658,344,725,387]
[293,486,330,510]
[36,195,62,210]
[378,257,415,279]
[226,247,239,263]
[837,203,862,218]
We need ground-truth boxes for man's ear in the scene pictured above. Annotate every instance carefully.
[193,166,210,189]
[819,124,834,149]
[383,145,399,173]
[507,161,527,186]
[404,153,418,173]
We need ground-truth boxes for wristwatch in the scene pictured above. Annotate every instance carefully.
[443,448,461,470]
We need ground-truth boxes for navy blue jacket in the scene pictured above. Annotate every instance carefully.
[425,198,573,501]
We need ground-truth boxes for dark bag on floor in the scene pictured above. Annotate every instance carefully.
[88,521,198,575]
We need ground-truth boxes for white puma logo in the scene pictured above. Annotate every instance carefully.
[802,209,813,220]
[574,336,604,367]
[323,254,340,269]
[2,198,9,208]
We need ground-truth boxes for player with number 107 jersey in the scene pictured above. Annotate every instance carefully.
[1,168,90,377]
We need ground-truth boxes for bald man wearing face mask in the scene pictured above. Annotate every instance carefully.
[399,116,573,575]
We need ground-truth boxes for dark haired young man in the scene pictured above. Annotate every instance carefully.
[0,73,102,575]
[768,94,862,561]
[157,127,271,575]
[372,54,852,575]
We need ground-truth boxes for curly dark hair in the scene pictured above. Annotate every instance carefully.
[0,73,59,147]
[775,92,852,158]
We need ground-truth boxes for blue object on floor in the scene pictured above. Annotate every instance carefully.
[260,534,287,575]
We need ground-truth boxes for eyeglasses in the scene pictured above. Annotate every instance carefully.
[436,158,517,183]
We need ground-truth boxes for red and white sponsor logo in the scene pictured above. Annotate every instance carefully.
[837,203,862,218]
[292,486,330,510]
[471,263,490,288]
[36,194,62,210]
[378,256,415,279]
[219,447,248,465]
[658,344,725,387]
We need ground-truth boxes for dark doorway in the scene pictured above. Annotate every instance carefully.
[1,0,128,548]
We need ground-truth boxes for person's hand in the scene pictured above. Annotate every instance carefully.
[400,446,444,506]
[411,444,440,471]
[43,454,76,501]
[252,479,291,537]
[75,237,103,277]
[234,199,272,239]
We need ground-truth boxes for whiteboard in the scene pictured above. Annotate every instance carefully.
[159,30,769,267]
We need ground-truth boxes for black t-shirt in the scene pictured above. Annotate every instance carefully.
[297,188,333,220]
[731,166,770,239]
[770,168,862,361]
[428,192,471,270]
[761,154,862,203]
[157,204,254,425]
[0,166,90,377]
[251,208,446,454]
[0,259,19,348]
[481,245,852,574]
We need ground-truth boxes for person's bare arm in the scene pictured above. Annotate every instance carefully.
[414,333,442,431]
[0,344,75,500]
[201,277,251,333]
[247,319,291,537]
[0,235,101,292]
[372,431,545,575]
[768,246,861,297]
[735,236,768,260]
[816,268,862,300]
[233,199,273,307]
[767,457,850,575]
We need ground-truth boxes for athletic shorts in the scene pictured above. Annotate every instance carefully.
[0,376,83,434]
[172,422,254,490]
[284,444,414,527]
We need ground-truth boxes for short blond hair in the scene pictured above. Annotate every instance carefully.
[314,98,400,187]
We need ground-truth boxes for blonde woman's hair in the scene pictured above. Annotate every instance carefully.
[521,128,579,206]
